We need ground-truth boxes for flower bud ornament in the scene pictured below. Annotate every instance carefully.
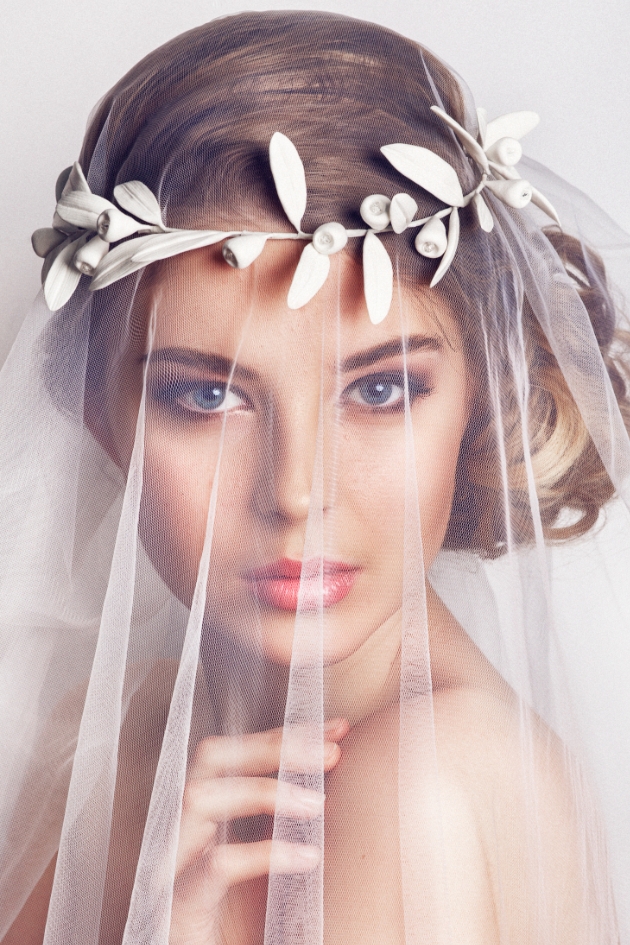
[73,236,110,276]
[485,137,523,167]
[414,216,448,258]
[485,178,533,209]
[312,222,348,256]
[359,195,391,231]
[222,234,268,269]
[96,207,143,243]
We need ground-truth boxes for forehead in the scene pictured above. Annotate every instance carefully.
[136,242,462,366]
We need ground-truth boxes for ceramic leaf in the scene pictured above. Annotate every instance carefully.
[430,208,460,287]
[44,233,90,310]
[130,230,232,264]
[430,106,489,172]
[381,144,464,207]
[89,236,157,291]
[64,162,91,197]
[530,187,561,226]
[287,243,330,309]
[389,193,418,234]
[473,194,494,232]
[269,132,308,232]
[114,181,165,227]
[362,231,393,324]
[484,111,540,149]
[56,192,113,230]
[476,107,488,148]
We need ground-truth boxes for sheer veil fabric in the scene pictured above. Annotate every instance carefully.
[1,11,630,945]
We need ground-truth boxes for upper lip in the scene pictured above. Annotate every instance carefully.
[245,558,359,580]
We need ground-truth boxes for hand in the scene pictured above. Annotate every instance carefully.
[169,718,349,945]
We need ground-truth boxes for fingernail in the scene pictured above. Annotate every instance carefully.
[284,784,325,814]
[324,717,348,734]
[324,741,341,763]
[291,844,320,866]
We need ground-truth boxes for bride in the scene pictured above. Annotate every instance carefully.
[1,11,629,945]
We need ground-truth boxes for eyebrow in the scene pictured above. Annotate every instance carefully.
[341,334,442,372]
[143,347,257,381]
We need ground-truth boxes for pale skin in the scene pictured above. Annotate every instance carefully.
[4,243,608,945]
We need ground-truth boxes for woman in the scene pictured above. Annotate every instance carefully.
[1,11,630,944]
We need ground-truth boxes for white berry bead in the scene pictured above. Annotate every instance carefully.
[485,178,532,209]
[485,136,523,167]
[359,194,391,231]
[312,222,348,256]
[414,216,448,258]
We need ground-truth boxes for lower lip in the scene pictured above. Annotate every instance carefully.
[247,569,359,611]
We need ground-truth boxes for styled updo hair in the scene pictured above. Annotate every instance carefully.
[76,11,630,557]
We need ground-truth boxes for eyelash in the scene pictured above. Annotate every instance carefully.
[150,370,432,418]
[150,379,250,416]
[342,371,432,412]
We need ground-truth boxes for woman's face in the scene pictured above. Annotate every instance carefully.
[106,243,471,666]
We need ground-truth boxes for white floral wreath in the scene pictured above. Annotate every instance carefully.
[32,106,559,323]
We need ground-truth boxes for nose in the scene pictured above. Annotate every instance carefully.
[252,396,325,525]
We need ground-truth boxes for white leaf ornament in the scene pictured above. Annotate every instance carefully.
[41,236,70,285]
[269,132,308,232]
[223,234,267,269]
[63,162,91,197]
[389,193,418,234]
[488,161,521,181]
[287,243,330,310]
[44,233,91,310]
[484,111,539,149]
[114,181,165,228]
[130,230,232,265]
[529,186,561,226]
[362,230,393,325]
[55,167,73,202]
[430,208,460,288]
[89,237,156,290]
[381,144,464,207]
[56,191,114,231]
[476,108,488,148]
[31,227,66,259]
[473,194,494,233]
[430,106,489,173]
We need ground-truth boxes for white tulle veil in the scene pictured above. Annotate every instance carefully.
[1,11,630,945]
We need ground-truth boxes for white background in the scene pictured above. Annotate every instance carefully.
[2,0,629,347]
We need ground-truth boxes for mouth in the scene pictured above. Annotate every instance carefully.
[244,558,360,611]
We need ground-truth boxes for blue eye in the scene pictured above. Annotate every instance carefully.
[152,378,248,416]
[356,377,398,405]
[344,372,430,410]
[190,383,229,411]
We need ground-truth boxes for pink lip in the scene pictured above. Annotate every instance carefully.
[245,558,360,611]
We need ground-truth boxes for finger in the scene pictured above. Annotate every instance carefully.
[191,725,346,779]
[176,777,324,871]
[214,839,320,886]
[186,776,324,823]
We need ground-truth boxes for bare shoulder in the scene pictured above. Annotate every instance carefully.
[431,686,605,944]
[330,687,604,945]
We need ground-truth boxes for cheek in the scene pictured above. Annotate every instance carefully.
[413,419,464,565]
[337,404,467,572]
[139,422,258,606]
